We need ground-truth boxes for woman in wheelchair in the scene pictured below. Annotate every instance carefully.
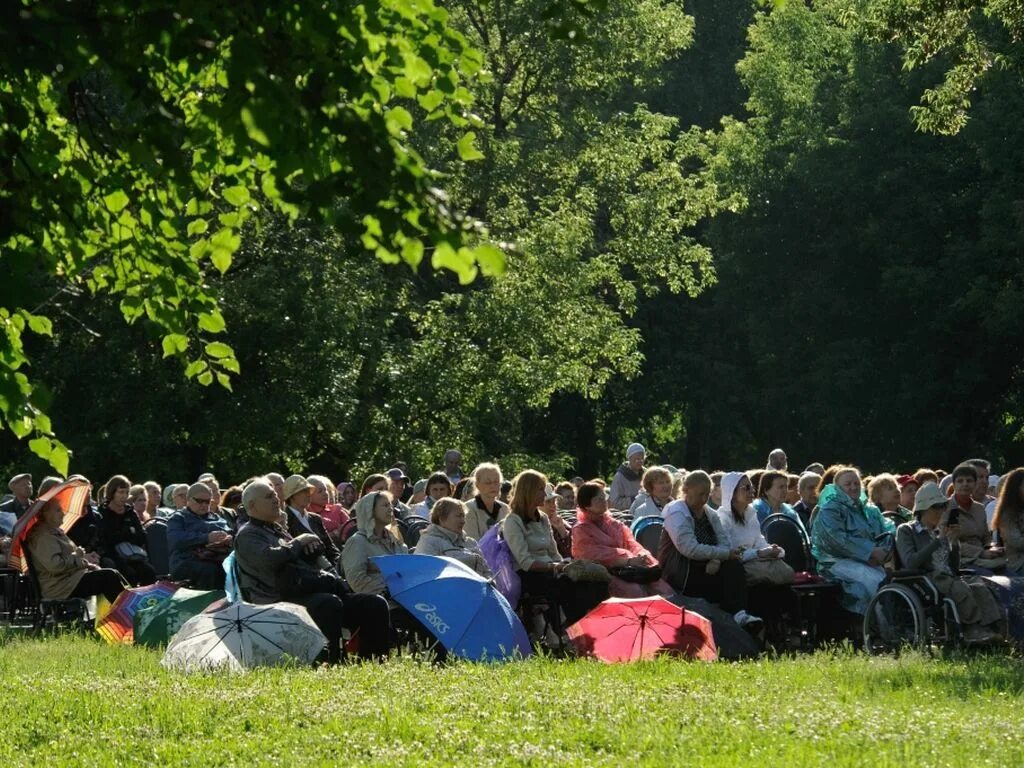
[896,482,1002,643]
[810,467,894,615]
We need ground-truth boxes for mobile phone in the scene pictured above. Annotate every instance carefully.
[947,508,959,526]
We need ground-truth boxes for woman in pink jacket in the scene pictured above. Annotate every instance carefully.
[571,482,673,599]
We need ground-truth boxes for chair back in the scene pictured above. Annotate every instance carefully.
[635,518,664,559]
[761,513,811,572]
[145,519,170,577]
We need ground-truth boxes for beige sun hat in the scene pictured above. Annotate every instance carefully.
[913,482,948,513]
[282,474,313,502]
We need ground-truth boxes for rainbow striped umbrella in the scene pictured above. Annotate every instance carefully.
[96,580,179,645]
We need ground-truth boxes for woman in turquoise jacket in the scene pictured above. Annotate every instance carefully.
[811,467,894,614]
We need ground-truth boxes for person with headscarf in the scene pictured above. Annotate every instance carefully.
[810,467,893,615]
[609,443,646,511]
[571,482,672,598]
[341,491,409,595]
[716,472,793,586]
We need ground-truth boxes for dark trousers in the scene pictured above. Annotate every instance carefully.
[682,559,748,614]
[170,559,226,590]
[294,591,392,662]
[69,569,126,604]
[112,557,157,587]
[519,571,609,631]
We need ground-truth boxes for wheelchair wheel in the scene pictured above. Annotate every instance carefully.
[863,583,927,654]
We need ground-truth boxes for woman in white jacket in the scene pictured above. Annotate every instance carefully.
[716,472,793,586]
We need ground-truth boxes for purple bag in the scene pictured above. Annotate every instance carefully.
[478,525,522,608]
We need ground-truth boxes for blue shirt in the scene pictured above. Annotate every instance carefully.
[752,498,810,541]
[166,508,232,573]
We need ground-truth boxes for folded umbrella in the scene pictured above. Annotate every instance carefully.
[133,587,226,648]
[161,602,326,672]
[373,554,531,662]
[567,596,717,663]
[96,580,179,645]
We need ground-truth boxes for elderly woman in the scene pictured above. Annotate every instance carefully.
[414,497,492,578]
[341,491,409,595]
[27,498,127,604]
[99,476,157,587]
[464,463,509,539]
[571,482,672,598]
[897,482,1001,642]
[659,471,761,628]
[632,466,675,519]
[717,472,792,586]
[128,484,150,524]
[166,482,233,589]
[810,467,893,615]
[868,474,912,524]
[992,468,1024,575]
[307,474,349,541]
[503,470,607,633]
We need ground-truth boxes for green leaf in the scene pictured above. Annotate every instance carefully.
[473,243,506,277]
[222,186,251,206]
[205,341,233,359]
[103,190,130,213]
[210,247,233,274]
[431,241,477,284]
[216,372,233,391]
[50,441,70,476]
[187,218,209,236]
[197,371,214,386]
[240,106,271,147]
[457,131,485,161]
[218,356,241,374]
[418,90,445,112]
[184,360,209,378]
[161,333,189,358]
[385,106,414,135]
[29,436,52,459]
[24,312,53,336]
[198,310,226,333]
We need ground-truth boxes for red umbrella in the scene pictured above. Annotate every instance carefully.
[566,596,717,663]
[7,479,92,573]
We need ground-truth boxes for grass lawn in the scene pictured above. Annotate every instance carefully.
[1,634,1021,767]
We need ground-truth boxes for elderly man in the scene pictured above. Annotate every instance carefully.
[166,482,233,588]
[235,478,391,661]
[1,474,34,533]
[766,449,788,471]
[609,443,646,511]
[282,474,340,568]
[266,473,286,511]
[442,450,463,484]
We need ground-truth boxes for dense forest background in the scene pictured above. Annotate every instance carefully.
[3,0,1023,485]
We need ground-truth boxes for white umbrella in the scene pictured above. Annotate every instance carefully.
[161,602,326,672]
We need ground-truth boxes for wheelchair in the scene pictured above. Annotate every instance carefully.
[862,562,962,654]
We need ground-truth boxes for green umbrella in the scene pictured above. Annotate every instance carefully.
[133,588,226,648]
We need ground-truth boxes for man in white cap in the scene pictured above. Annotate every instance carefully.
[0,473,33,534]
[609,443,646,511]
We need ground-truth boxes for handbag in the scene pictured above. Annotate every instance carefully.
[743,557,794,586]
[563,559,612,583]
[115,541,148,561]
[610,564,663,584]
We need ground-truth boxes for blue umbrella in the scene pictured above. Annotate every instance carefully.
[372,554,531,662]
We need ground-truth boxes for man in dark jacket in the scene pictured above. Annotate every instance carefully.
[281,474,341,568]
[235,478,390,661]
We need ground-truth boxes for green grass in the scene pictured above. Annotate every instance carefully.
[1,633,1022,767]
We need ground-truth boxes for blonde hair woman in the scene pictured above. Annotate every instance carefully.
[464,463,509,540]
[414,498,492,578]
[502,470,607,639]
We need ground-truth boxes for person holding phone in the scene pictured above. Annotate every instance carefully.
[896,482,1002,643]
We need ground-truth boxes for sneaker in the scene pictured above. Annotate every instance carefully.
[733,610,764,631]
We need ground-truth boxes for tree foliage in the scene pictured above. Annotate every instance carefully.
[1,0,497,473]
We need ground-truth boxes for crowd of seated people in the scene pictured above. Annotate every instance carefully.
[2,443,1023,659]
